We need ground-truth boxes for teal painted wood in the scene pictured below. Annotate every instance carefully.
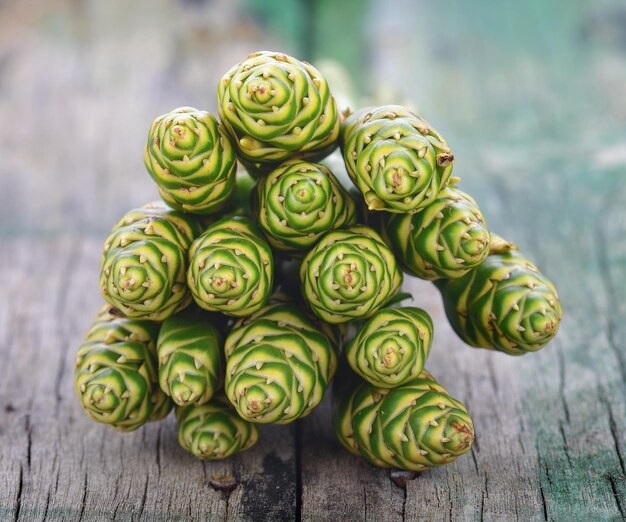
[0,0,624,520]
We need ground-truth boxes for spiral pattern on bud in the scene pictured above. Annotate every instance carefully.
[345,307,433,388]
[100,202,202,321]
[224,303,337,424]
[176,395,258,460]
[384,185,490,280]
[436,237,562,355]
[334,371,474,471]
[144,107,237,214]
[187,216,274,317]
[74,306,172,432]
[217,51,339,165]
[300,225,403,324]
[340,105,454,213]
[157,309,223,406]
[256,160,356,254]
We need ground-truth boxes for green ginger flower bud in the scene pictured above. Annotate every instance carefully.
[100,202,202,320]
[340,105,453,213]
[218,51,339,166]
[176,395,258,460]
[187,216,274,317]
[224,302,337,424]
[300,225,402,324]
[75,306,172,431]
[256,160,356,254]
[157,309,223,406]
[144,107,237,214]
[345,307,433,388]
[383,184,490,280]
[334,371,474,471]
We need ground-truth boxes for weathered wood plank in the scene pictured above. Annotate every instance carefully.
[0,238,297,521]
[476,161,626,522]
[2,0,626,520]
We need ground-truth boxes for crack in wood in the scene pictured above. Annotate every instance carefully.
[42,489,51,520]
[25,414,31,470]
[608,474,625,519]
[517,434,526,456]
[78,474,87,521]
[13,464,22,522]
[138,478,149,519]
[479,482,485,522]
[558,422,573,469]
[224,481,230,518]
[535,437,552,522]
[53,240,80,410]
[53,461,60,496]
[201,460,208,484]
[111,477,120,519]
[539,480,549,522]
[401,485,407,521]
[470,446,480,473]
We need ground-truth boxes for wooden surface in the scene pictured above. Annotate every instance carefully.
[1,1,626,520]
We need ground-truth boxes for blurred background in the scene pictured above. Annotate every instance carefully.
[1,0,625,237]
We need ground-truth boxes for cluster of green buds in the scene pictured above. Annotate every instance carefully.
[75,49,563,471]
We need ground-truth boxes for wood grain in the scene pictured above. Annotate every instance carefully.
[1,0,626,520]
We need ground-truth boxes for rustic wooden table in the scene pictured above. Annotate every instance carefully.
[1,1,625,520]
